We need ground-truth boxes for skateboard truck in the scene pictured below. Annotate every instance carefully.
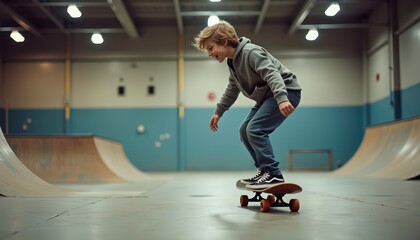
[236,180,302,213]
[240,192,300,212]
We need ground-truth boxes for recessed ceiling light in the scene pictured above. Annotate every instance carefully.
[207,15,220,26]
[67,4,82,18]
[305,29,319,41]
[325,2,340,17]
[91,33,104,44]
[10,30,25,42]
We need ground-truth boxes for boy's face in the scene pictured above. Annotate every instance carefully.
[204,39,228,63]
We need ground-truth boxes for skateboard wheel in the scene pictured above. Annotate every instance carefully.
[267,195,276,204]
[289,199,300,212]
[240,195,249,207]
[260,199,271,212]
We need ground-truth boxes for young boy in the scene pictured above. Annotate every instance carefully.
[193,21,302,189]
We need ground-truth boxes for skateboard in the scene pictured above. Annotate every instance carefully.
[236,180,302,212]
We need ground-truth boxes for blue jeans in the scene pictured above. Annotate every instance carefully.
[239,90,301,175]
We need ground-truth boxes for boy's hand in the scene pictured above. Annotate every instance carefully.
[209,114,220,132]
[279,101,295,117]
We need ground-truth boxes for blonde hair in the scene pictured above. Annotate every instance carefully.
[192,21,239,50]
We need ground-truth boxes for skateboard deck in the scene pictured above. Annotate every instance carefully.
[236,180,302,212]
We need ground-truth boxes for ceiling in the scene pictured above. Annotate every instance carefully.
[0,0,387,38]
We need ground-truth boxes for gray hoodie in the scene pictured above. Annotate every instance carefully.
[215,37,301,117]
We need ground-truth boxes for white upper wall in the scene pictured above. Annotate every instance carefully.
[184,24,364,108]
[1,21,367,109]
[366,0,420,104]
[367,45,391,103]
[287,57,363,106]
[185,57,363,108]
[397,0,420,90]
[184,60,254,108]
[4,62,65,109]
[71,61,178,108]
[399,21,420,90]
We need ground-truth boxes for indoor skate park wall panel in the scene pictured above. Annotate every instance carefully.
[1,28,181,171]
[70,61,179,171]
[367,46,395,125]
[182,25,365,170]
[399,21,420,119]
[1,59,180,171]
[396,29,420,120]
[3,62,66,134]
[0,34,68,134]
[1,25,367,171]
[365,3,420,126]
[69,27,180,170]
[183,56,364,171]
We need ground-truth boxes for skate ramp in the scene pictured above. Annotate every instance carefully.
[368,118,420,179]
[0,128,70,197]
[93,137,149,182]
[1,128,167,197]
[6,136,127,183]
[334,117,420,180]
[332,126,391,175]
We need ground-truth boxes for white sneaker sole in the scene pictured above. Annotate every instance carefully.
[246,181,285,189]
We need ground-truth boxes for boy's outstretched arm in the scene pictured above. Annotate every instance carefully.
[209,114,220,132]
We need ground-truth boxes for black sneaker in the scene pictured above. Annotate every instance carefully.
[240,169,263,184]
[246,172,284,189]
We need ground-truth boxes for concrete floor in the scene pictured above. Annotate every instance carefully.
[0,171,419,240]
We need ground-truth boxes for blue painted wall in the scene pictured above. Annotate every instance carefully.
[368,97,395,125]
[184,106,364,171]
[368,83,420,125]
[183,108,252,170]
[401,83,420,119]
[5,105,364,171]
[7,109,65,134]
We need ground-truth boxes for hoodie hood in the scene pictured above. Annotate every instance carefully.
[233,37,251,61]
